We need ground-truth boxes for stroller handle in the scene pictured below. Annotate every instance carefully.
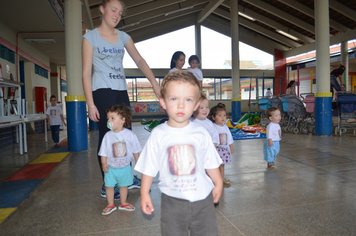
[300,93,314,99]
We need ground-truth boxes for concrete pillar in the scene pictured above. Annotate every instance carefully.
[230,0,241,122]
[341,41,349,90]
[64,0,88,151]
[314,0,332,136]
[50,63,61,100]
[195,23,202,68]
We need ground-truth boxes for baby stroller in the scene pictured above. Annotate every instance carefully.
[257,96,271,127]
[299,93,315,134]
[335,91,356,136]
[280,95,307,134]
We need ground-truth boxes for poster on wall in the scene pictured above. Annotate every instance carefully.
[147,103,161,113]
[134,103,147,113]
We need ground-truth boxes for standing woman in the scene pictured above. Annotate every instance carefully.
[82,0,160,198]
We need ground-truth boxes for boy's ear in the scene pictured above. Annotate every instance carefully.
[268,116,272,121]
[159,97,167,110]
[193,100,201,112]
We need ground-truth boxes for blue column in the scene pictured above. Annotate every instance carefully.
[66,95,88,152]
[315,93,332,136]
[231,99,241,122]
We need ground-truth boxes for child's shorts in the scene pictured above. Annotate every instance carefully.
[263,140,280,163]
[160,192,218,236]
[217,147,231,164]
[104,165,133,188]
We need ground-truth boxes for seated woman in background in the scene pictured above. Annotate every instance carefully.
[286,81,296,95]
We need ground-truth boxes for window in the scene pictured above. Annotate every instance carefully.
[128,77,273,102]
[203,78,232,100]
[127,78,160,102]
[35,65,49,79]
[0,44,15,63]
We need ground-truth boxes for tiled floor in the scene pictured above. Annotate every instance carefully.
[1,122,356,235]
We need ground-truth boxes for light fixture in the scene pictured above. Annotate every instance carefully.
[24,39,55,43]
[118,21,140,30]
[165,6,194,16]
[238,12,255,21]
[276,30,299,41]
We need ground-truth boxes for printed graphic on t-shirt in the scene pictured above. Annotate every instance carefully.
[50,110,56,116]
[112,141,129,166]
[219,133,227,145]
[167,144,196,176]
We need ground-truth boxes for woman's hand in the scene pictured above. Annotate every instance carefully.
[88,105,100,122]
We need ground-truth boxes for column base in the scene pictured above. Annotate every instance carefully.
[231,99,241,122]
[65,96,88,152]
[315,94,332,136]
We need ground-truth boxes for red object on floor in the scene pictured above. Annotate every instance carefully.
[242,126,257,133]
[4,163,59,181]
[59,141,68,146]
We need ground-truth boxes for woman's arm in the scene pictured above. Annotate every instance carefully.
[82,38,100,122]
[125,39,160,99]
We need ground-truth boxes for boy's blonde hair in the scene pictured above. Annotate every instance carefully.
[266,107,279,119]
[160,71,202,100]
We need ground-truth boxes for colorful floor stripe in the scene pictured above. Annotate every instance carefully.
[0,139,69,224]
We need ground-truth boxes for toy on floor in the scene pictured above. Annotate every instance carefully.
[142,118,168,132]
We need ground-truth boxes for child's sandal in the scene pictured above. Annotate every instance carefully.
[102,204,117,215]
[119,203,135,211]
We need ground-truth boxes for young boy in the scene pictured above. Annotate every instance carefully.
[46,95,66,147]
[266,87,272,97]
[135,71,223,235]
[99,104,141,215]
[186,55,203,88]
[264,107,281,168]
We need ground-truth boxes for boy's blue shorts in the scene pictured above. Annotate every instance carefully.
[104,165,133,188]
[263,140,280,163]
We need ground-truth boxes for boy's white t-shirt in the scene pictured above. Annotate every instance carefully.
[187,67,203,81]
[98,128,142,169]
[213,124,234,149]
[266,122,281,141]
[135,121,222,202]
[46,105,63,126]
[190,117,219,144]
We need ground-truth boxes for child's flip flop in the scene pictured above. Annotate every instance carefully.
[119,203,135,211]
[102,204,117,215]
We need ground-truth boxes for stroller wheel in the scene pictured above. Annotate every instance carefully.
[300,127,308,134]
[335,128,339,136]
[293,127,299,134]
[340,128,347,134]
[284,127,290,133]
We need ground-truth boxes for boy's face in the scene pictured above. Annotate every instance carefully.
[50,98,57,106]
[160,81,200,128]
[193,99,209,120]
[268,110,281,124]
[189,59,199,69]
[107,111,125,132]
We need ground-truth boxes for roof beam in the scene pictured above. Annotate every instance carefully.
[216,2,314,43]
[278,0,350,32]
[124,4,205,33]
[197,0,225,24]
[213,8,301,48]
[122,0,187,19]
[203,14,289,53]
[244,0,316,35]
[283,29,356,58]
[82,0,94,30]
[329,0,356,22]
